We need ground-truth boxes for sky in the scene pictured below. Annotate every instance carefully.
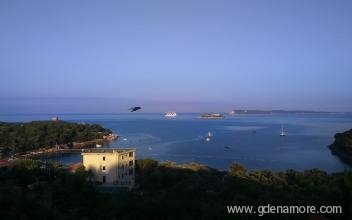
[0,0,351,113]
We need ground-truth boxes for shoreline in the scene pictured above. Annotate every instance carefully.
[3,135,118,161]
[329,144,352,165]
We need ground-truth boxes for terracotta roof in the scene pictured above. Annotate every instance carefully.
[81,148,135,153]
[67,163,83,172]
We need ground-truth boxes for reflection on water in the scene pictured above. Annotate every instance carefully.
[1,113,352,172]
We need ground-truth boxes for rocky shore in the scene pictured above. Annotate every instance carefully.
[329,128,352,165]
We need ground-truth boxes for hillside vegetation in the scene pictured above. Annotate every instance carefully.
[0,121,112,154]
[0,158,351,219]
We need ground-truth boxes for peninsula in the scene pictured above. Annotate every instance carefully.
[329,129,352,165]
[229,109,330,115]
[0,120,115,157]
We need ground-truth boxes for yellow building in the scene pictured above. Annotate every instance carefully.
[81,148,136,188]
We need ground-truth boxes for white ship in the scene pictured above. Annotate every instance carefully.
[165,111,177,117]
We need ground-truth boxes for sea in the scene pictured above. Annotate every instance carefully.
[1,113,352,172]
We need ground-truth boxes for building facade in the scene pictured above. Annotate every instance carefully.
[81,148,135,188]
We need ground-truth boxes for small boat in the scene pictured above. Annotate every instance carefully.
[165,111,177,117]
[229,110,236,116]
[123,138,128,141]
[280,125,286,136]
[148,147,153,151]
[224,146,231,149]
[206,131,213,141]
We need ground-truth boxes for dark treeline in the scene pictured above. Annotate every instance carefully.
[0,121,111,154]
[0,158,351,219]
[329,129,352,165]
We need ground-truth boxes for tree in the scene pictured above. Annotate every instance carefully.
[136,158,158,174]
[229,163,246,177]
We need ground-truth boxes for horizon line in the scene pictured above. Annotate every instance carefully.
[0,110,351,115]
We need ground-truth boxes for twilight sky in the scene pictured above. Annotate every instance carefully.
[0,0,351,113]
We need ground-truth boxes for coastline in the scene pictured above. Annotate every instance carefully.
[2,134,118,163]
[1,114,351,172]
[328,129,352,165]
[329,144,352,165]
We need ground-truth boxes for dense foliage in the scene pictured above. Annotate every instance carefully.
[0,159,351,219]
[0,121,111,154]
[329,129,352,164]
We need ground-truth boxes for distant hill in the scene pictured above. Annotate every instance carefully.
[0,121,112,154]
[230,110,329,114]
[329,129,352,165]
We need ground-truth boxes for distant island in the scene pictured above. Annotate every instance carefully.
[329,129,352,165]
[201,113,225,119]
[229,109,330,115]
[0,120,115,156]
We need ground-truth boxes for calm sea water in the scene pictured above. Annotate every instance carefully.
[1,113,352,172]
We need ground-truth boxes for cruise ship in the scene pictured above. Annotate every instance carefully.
[165,111,177,118]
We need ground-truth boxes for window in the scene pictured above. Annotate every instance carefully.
[129,152,133,157]
[103,156,105,161]
[129,160,133,166]
[129,169,133,175]
[102,166,106,170]
[102,176,106,183]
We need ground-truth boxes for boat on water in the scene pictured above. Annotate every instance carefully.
[205,131,213,142]
[165,111,177,118]
[280,125,286,136]
[229,110,236,116]
[201,113,224,119]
